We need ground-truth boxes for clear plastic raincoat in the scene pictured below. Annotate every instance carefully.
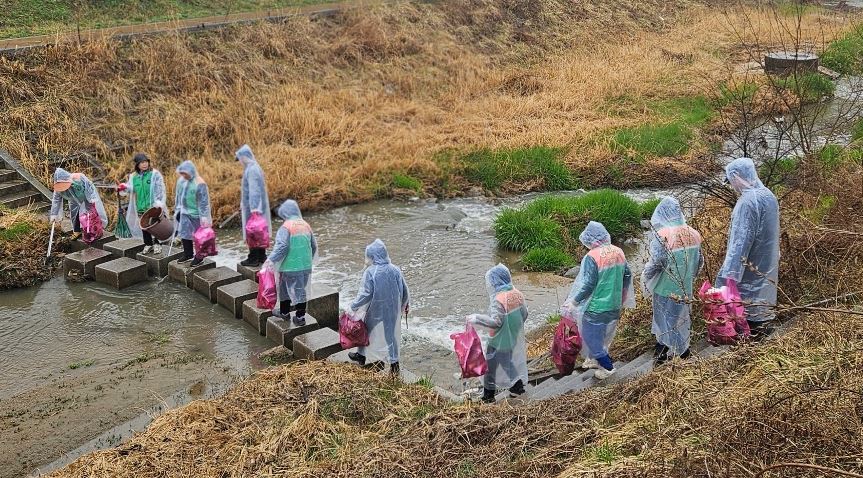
[563,221,634,360]
[468,264,529,391]
[173,161,211,241]
[350,239,410,364]
[122,169,167,239]
[717,158,780,322]
[236,145,272,241]
[50,168,108,228]
[267,200,317,304]
[641,197,703,356]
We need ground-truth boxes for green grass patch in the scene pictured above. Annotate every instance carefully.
[494,190,641,271]
[852,118,863,143]
[804,195,836,224]
[0,221,34,242]
[416,376,435,390]
[779,73,835,102]
[392,173,423,192]
[69,359,95,370]
[640,197,661,220]
[822,25,863,75]
[819,144,845,170]
[611,96,714,160]
[521,247,574,272]
[585,443,621,465]
[461,146,576,192]
[718,81,760,107]
[546,314,562,325]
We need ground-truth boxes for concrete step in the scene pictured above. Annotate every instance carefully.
[326,348,358,364]
[600,352,655,387]
[63,248,114,280]
[168,258,215,287]
[530,369,593,400]
[0,179,29,197]
[292,326,342,360]
[305,283,340,330]
[16,200,51,215]
[236,263,261,283]
[71,233,118,252]
[94,257,148,289]
[0,169,17,183]
[0,190,43,208]
[697,344,730,359]
[135,250,184,277]
[266,315,320,349]
[242,299,272,336]
[192,266,243,303]
[216,279,258,319]
[104,238,145,259]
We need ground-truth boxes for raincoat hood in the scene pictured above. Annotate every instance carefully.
[365,239,391,265]
[579,221,612,249]
[650,196,686,230]
[53,168,72,183]
[176,160,198,180]
[277,199,302,220]
[235,144,256,166]
[485,263,513,297]
[726,157,764,194]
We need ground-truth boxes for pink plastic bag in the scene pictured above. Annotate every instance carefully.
[245,212,270,249]
[193,226,217,258]
[450,325,488,379]
[256,267,277,310]
[339,311,370,349]
[79,206,103,245]
[551,317,582,375]
[699,279,750,345]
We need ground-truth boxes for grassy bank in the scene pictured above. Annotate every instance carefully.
[1,1,853,220]
[0,208,67,289]
[0,0,335,39]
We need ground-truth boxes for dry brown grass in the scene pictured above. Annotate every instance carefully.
[0,207,69,289]
[0,1,856,220]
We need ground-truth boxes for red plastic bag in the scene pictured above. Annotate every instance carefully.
[193,226,217,258]
[256,267,277,310]
[339,311,369,349]
[450,325,488,379]
[79,206,103,245]
[699,279,750,345]
[551,317,582,375]
[245,212,270,249]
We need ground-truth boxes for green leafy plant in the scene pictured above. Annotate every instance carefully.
[522,247,574,271]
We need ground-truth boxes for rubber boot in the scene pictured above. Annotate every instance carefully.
[481,388,496,404]
[508,380,526,397]
[348,352,366,365]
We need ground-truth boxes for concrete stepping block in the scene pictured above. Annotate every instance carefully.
[242,299,272,336]
[103,238,146,258]
[216,279,258,319]
[94,257,148,289]
[236,263,261,283]
[63,247,114,279]
[168,258,215,287]
[292,327,342,360]
[192,266,243,303]
[266,315,320,349]
[136,250,184,277]
[326,348,358,364]
[72,233,117,252]
[306,283,340,330]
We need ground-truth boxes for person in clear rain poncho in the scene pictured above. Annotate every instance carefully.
[468,264,529,403]
[173,160,212,266]
[50,167,108,233]
[716,157,780,339]
[562,221,634,380]
[641,197,703,365]
[236,145,272,267]
[265,200,317,326]
[118,153,167,254]
[347,239,410,375]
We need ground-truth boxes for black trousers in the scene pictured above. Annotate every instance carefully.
[280,300,307,317]
[142,230,160,247]
[182,239,194,260]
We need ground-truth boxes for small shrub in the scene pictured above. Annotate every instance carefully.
[641,197,661,220]
[392,173,423,192]
[493,209,563,251]
[522,247,574,272]
[818,144,845,171]
[461,146,576,192]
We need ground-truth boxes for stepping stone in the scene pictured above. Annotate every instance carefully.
[236,263,261,283]
[292,327,342,360]
[63,248,113,279]
[136,250,184,277]
[72,233,117,251]
[104,238,146,259]
[306,283,340,330]
[326,348,358,364]
[216,279,258,319]
[266,315,320,349]
[168,258,215,287]
[94,257,148,289]
[242,299,272,336]
[192,267,243,303]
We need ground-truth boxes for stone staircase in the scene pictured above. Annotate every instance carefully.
[0,151,51,214]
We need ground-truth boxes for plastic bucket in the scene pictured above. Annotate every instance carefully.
[140,207,174,241]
